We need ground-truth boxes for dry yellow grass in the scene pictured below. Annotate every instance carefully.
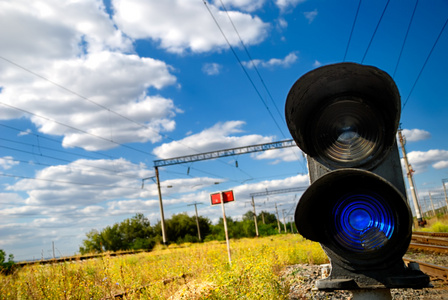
[1,234,327,299]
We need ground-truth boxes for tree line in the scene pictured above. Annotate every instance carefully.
[79,211,294,254]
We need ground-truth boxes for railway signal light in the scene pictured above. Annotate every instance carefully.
[285,63,429,290]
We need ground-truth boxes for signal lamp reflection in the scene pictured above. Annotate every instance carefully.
[331,192,394,252]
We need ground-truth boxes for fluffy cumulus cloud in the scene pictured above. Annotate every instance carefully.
[112,0,269,54]
[401,129,431,142]
[216,0,266,12]
[152,120,274,158]
[407,149,448,173]
[0,0,180,151]
[7,158,154,206]
[243,51,298,69]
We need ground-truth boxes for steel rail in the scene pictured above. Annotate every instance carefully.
[413,231,448,238]
[412,235,448,247]
[403,257,448,282]
[408,242,448,253]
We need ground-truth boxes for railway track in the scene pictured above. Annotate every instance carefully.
[410,231,448,253]
[406,231,448,282]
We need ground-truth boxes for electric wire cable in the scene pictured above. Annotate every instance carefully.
[361,0,391,63]
[202,0,286,138]
[393,0,419,78]
[217,0,285,125]
[402,16,448,110]
[344,0,362,61]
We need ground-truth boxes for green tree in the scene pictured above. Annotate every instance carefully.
[157,213,211,244]
[0,249,15,275]
[79,229,102,254]
[79,213,156,254]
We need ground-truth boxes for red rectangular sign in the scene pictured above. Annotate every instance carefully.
[210,190,235,205]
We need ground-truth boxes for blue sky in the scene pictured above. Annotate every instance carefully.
[0,0,447,261]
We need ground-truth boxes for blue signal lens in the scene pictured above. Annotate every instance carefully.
[332,193,395,252]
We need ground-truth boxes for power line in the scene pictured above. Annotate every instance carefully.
[0,123,116,160]
[402,15,448,110]
[393,0,419,78]
[0,151,145,181]
[217,0,285,124]
[202,0,286,138]
[344,0,362,61]
[0,101,152,156]
[0,172,141,190]
[361,0,390,63]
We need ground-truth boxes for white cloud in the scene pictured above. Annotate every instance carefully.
[7,158,153,206]
[243,52,298,69]
[401,129,431,142]
[202,63,223,75]
[433,161,448,169]
[252,148,303,164]
[275,0,306,12]
[304,9,318,23]
[112,0,269,54]
[153,120,274,158]
[313,60,322,68]
[407,149,448,173]
[0,0,131,64]
[0,156,19,170]
[0,0,181,151]
[216,0,266,12]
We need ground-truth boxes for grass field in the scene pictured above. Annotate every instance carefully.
[0,234,327,299]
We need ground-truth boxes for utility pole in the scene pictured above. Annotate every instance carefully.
[188,202,203,241]
[290,216,294,233]
[275,203,281,233]
[429,192,436,217]
[443,179,448,214]
[398,130,423,225]
[251,196,259,237]
[143,170,167,244]
[281,209,287,233]
[261,211,265,224]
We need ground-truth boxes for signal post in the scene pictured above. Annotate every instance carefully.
[285,63,430,297]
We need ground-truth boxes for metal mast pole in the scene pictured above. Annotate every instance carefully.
[154,166,167,244]
[429,192,436,217]
[281,209,287,233]
[443,179,448,214]
[251,196,259,237]
[192,203,202,241]
[275,203,281,233]
[398,130,423,224]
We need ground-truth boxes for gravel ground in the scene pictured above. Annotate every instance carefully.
[282,262,448,299]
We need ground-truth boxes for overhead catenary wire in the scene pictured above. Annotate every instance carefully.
[0,123,117,160]
[0,148,147,181]
[0,58,258,182]
[361,0,391,63]
[217,0,285,125]
[0,101,152,156]
[202,0,287,138]
[217,0,303,164]
[343,0,362,62]
[402,15,448,110]
[0,172,143,190]
[393,0,419,78]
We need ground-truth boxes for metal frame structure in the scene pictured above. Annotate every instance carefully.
[150,139,299,244]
